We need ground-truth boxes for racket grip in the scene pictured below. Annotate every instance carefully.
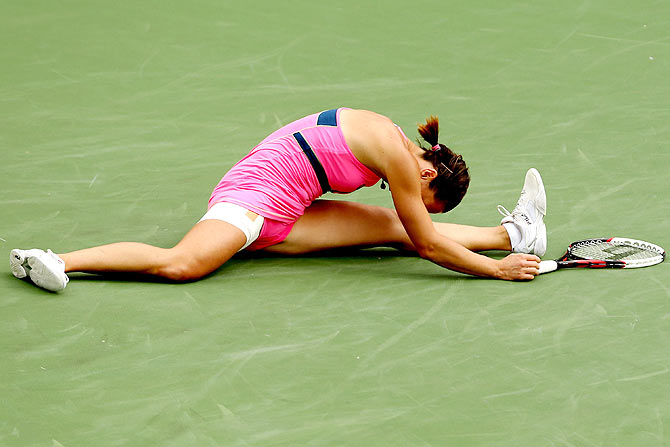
[538,260,558,274]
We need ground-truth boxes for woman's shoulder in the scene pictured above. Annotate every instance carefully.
[340,109,405,146]
[341,108,394,127]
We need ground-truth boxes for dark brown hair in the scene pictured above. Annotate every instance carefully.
[417,116,470,213]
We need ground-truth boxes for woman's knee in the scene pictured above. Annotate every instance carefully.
[153,251,211,282]
[378,207,413,246]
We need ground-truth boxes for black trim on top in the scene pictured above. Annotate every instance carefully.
[316,109,338,126]
[293,132,331,194]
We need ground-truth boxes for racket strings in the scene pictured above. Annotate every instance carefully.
[571,242,659,261]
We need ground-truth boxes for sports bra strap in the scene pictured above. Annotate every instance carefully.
[316,109,338,126]
[293,132,331,194]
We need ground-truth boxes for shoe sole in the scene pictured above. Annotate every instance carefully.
[27,255,68,292]
[533,219,547,256]
[526,168,546,216]
[526,168,547,256]
[10,249,28,279]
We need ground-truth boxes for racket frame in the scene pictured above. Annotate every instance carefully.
[539,237,665,273]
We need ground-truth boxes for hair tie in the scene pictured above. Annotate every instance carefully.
[432,144,441,151]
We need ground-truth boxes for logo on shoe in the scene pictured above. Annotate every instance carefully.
[515,213,532,225]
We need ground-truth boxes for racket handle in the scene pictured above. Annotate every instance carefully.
[538,260,558,274]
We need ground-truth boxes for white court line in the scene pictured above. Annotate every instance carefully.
[616,368,669,383]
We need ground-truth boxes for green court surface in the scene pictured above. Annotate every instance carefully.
[2,0,670,445]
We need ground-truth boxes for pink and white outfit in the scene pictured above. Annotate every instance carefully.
[206,108,381,250]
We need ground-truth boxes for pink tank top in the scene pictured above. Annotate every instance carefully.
[208,108,381,223]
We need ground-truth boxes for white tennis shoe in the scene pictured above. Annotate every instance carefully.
[10,248,69,292]
[498,168,547,256]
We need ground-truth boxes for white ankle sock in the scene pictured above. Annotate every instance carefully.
[503,222,521,250]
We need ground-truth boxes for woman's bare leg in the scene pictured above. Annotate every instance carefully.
[262,200,511,255]
[432,222,511,252]
[59,220,247,281]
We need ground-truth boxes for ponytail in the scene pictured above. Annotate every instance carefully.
[417,116,440,147]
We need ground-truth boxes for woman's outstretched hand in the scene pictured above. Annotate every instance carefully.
[497,253,541,281]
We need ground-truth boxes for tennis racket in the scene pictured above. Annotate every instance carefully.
[538,237,665,274]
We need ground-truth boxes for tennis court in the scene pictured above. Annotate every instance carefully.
[2,0,669,445]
